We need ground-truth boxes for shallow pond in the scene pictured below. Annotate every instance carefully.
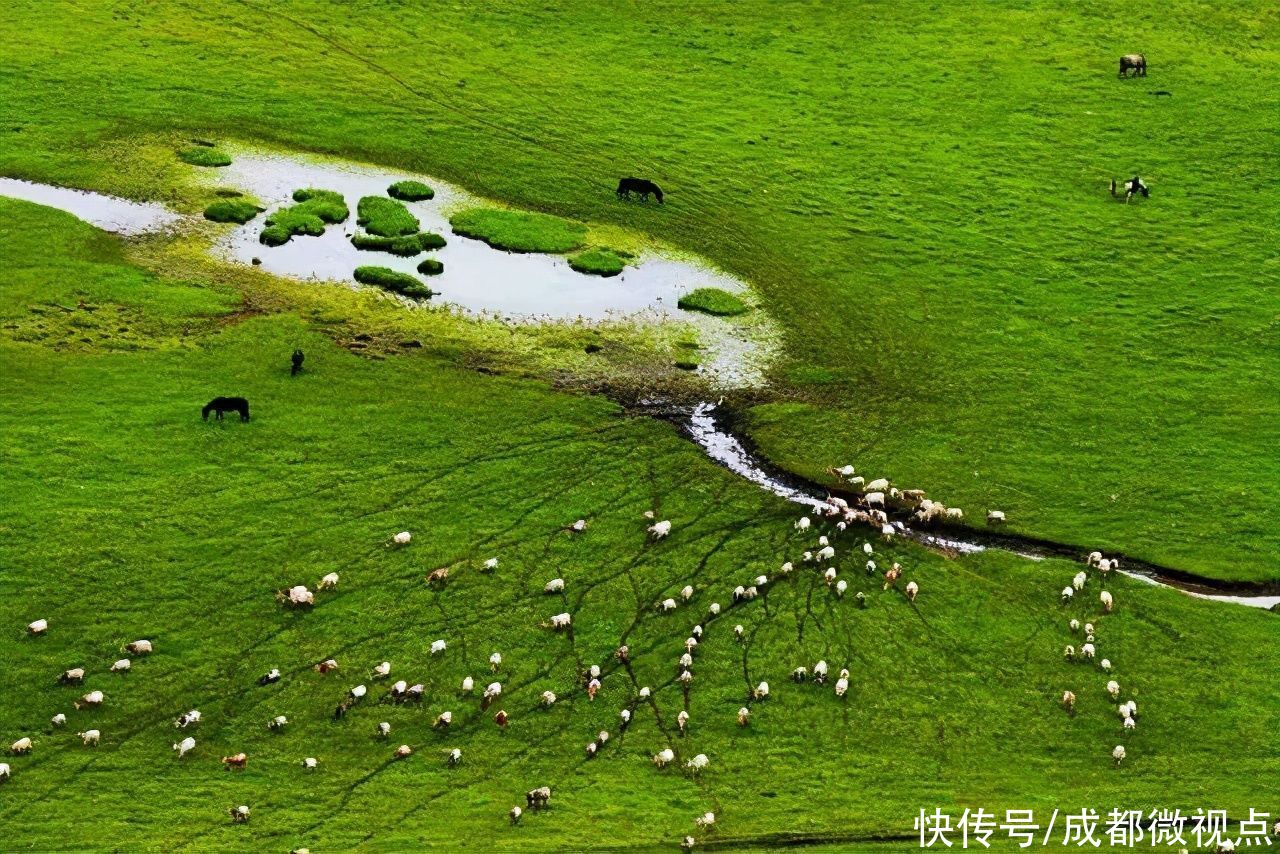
[0,177,182,235]
[213,153,749,323]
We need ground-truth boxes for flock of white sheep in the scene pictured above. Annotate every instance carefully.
[5,464,1186,847]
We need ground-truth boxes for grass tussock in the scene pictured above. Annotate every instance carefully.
[353,265,434,299]
[357,196,419,237]
[203,199,262,224]
[176,146,232,167]
[567,248,627,276]
[677,287,750,316]
[350,231,447,256]
[416,258,444,276]
[387,179,435,201]
[259,189,348,246]
[449,208,585,253]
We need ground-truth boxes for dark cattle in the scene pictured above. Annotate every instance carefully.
[616,177,664,203]
[1118,53,1146,77]
[202,397,250,422]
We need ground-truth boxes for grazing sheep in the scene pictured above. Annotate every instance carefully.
[865,478,890,492]
[732,585,746,603]
[461,676,474,693]
[1064,645,1076,661]
[483,557,499,571]
[795,517,811,531]
[682,836,696,850]
[691,625,703,639]
[679,652,694,669]
[373,661,391,678]
[229,805,250,823]
[59,668,85,685]
[426,567,449,587]
[708,602,721,616]
[814,660,829,684]
[1081,643,1096,660]
[587,678,601,700]
[315,659,339,674]
[348,684,367,701]
[865,492,885,509]
[1100,591,1114,612]
[540,691,557,708]
[737,707,750,726]
[393,531,412,545]
[678,669,693,685]
[1112,745,1126,765]
[78,729,100,746]
[1069,619,1080,632]
[1123,716,1136,731]
[10,738,33,755]
[302,757,318,769]
[489,653,503,671]
[1106,680,1120,699]
[733,624,744,641]
[754,574,769,588]
[395,745,413,759]
[779,561,794,575]
[483,682,503,702]
[987,510,1006,523]
[125,639,153,655]
[318,572,339,590]
[905,581,919,602]
[222,753,247,769]
[389,680,408,699]
[1100,659,1112,672]
[1122,700,1137,718]
[654,748,675,768]
[571,519,587,532]
[677,710,690,734]
[834,464,856,478]
[1061,586,1074,602]
[792,666,808,682]
[1062,690,1076,711]
[648,520,672,539]
[429,639,447,655]
[268,715,288,732]
[824,568,838,585]
[447,748,462,766]
[110,658,132,674]
[51,713,66,727]
[686,753,709,772]
[0,763,9,782]
[818,535,830,547]
[802,551,814,563]
[284,585,314,606]
[258,668,281,685]
[1073,571,1087,591]
[509,806,522,824]
[1097,558,1114,573]
[684,637,699,656]
[817,545,835,561]
[549,612,572,629]
[753,681,770,700]
[855,591,866,607]
[835,675,849,698]
[1087,551,1102,567]
[945,507,964,520]
[378,721,392,737]
[434,712,453,730]
[660,598,677,613]
[616,645,630,662]
[638,686,651,700]
[695,811,716,828]
[526,786,552,809]
[173,737,196,758]
[544,578,565,594]
[1084,623,1095,636]
[74,690,104,710]
[27,619,48,635]
[619,708,631,728]
[835,579,848,597]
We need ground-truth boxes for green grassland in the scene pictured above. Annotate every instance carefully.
[1,201,1277,850]
[352,265,434,300]
[387,179,435,202]
[678,288,751,317]
[451,208,588,254]
[0,0,1273,580]
[260,189,348,247]
[567,248,627,277]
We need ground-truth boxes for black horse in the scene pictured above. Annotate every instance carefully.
[202,397,250,422]
[616,177,664,203]
[291,349,305,376]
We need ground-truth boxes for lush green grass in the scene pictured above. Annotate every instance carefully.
[259,189,349,247]
[356,195,419,237]
[350,231,446,256]
[3,0,1273,579]
[450,208,586,253]
[567,247,626,277]
[177,145,232,167]
[387,179,435,201]
[678,287,750,317]
[416,257,444,276]
[203,199,262,224]
[1,202,1277,850]
[353,264,434,299]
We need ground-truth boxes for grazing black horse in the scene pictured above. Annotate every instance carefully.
[616,177,664,203]
[202,397,250,422]
[291,349,305,376]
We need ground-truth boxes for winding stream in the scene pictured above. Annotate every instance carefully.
[678,402,1280,610]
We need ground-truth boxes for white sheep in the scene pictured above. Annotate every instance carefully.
[691,625,703,638]
[268,715,288,731]
[541,691,557,707]
[1061,586,1074,602]
[863,542,874,556]
[175,709,200,728]
[1107,680,1120,699]
[708,602,721,616]
[447,748,462,766]
[779,561,794,575]
[303,757,318,769]
[1112,745,1126,765]
[792,666,808,682]
[51,713,67,727]
[737,707,750,726]
[434,712,453,728]
[484,682,502,701]
[461,676,474,692]
[685,637,699,653]
[1081,643,1096,660]
[695,811,716,828]
[230,805,250,823]
[1100,591,1113,612]
[483,557,499,570]
[373,661,391,677]
[1062,690,1076,711]
[686,753,708,772]
[638,686,651,699]
[287,585,314,606]
[660,598,677,613]
[549,612,572,629]
[27,618,48,635]
[78,729,100,746]
[1064,645,1076,660]
[733,624,744,640]
[1073,571,1087,591]
[945,507,964,520]
[110,658,131,673]
[126,639,154,655]
[818,535,829,547]
[489,652,502,671]
[755,574,769,588]
[378,721,392,737]
[648,520,672,539]
[795,517,811,530]
[905,581,919,602]
[393,531,412,545]
[677,710,689,733]
[865,491,886,509]
[75,690,104,710]
[817,545,835,561]
[865,478,890,492]
[1100,659,1112,672]
[9,738,32,755]
[824,567,838,585]
[835,579,848,597]
[835,676,849,697]
[431,639,447,655]
[835,464,855,477]
[753,681,770,699]
[1123,716,1136,731]
[987,510,1006,523]
[813,660,828,683]
[1084,622,1095,635]
[173,737,196,758]
[510,806,523,824]
[1098,558,1114,573]
[653,748,675,768]
[1087,551,1102,567]
[678,669,693,685]
[1069,619,1080,632]
[318,572,339,590]
[571,519,587,532]
[0,763,9,782]
[619,708,631,727]
[679,652,694,668]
